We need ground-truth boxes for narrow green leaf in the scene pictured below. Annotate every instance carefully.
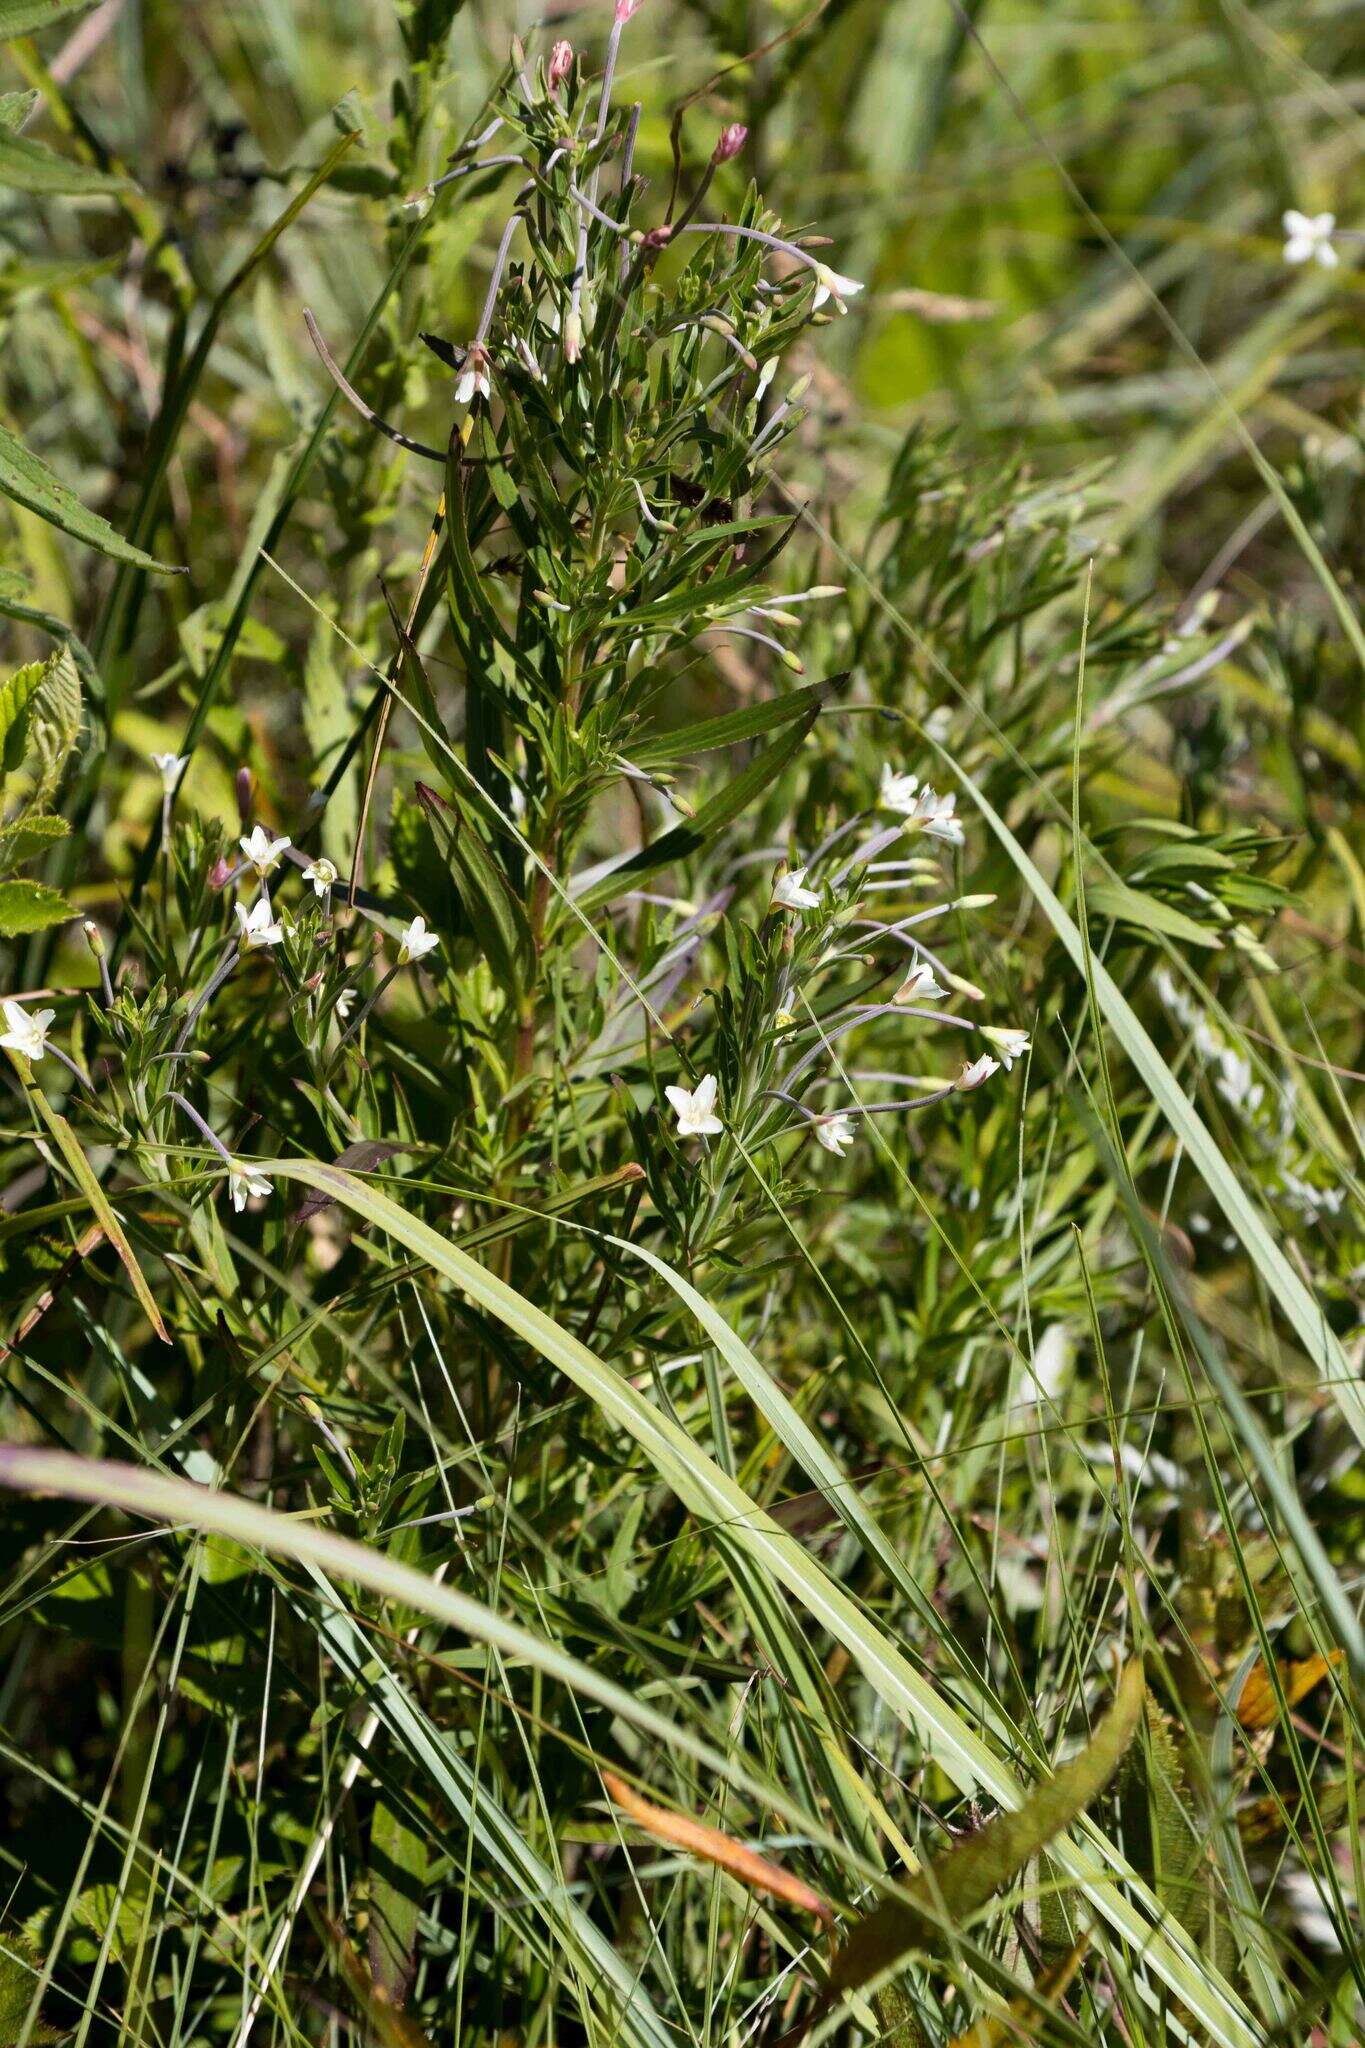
[939,748,1365,1449]
[628,676,841,769]
[0,420,181,572]
[26,1092,169,1340]
[573,707,819,914]
[1085,876,1221,949]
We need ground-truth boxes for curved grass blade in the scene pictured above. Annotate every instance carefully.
[254,1158,1261,2048]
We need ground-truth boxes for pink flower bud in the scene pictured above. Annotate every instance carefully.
[209,855,232,891]
[713,123,748,164]
[640,223,673,252]
[548,38,573,86]
[235,768,254,827]
[615,0,643,21]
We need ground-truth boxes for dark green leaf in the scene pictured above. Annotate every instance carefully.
[0,420,180,571]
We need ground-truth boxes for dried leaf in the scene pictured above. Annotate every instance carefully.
[601,1770,835,1926]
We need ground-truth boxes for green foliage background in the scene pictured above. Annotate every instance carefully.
[0,1,1362,2044]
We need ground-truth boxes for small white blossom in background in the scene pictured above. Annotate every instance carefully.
[151,751,188,794]
[227,1160,273,1213]
[0,999,54,1061]
[1216,1045,1266,1115]
[811,264,863,313]
[334,988,357,1023]
[983,1026,1031,1071]
[956,1054,1000,1092]
[240,826,290,879]
[303,857,338,898]
[771,867,820,912]
[456,344,492,407]
[895,962,947,1004]
[235,898,286,950]
[814,1112,854,1156]
[398,916,440,967]
[665,1073,723,1140]
[879,765,919,815]
[1282,210,1337,268]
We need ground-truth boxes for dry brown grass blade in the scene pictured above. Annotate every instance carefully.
[1236,1652,1343,1731]
[601,1770,836,1927]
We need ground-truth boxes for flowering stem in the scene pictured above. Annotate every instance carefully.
[173,938,239,1057]
[166,1090,233,1167]
[332,961,399,1056]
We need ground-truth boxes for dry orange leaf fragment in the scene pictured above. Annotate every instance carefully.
[601,1770,835,1926]
[1237,1651,1343,1730]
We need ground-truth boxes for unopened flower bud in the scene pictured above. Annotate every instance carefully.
[235,768,254,827]
[615,0,644,21]
[548,38,573,88]
[640,224,673,253]
[209,855,232,891]
[713,123,748,164]
[82,919,105,958]
[562,307,582,363]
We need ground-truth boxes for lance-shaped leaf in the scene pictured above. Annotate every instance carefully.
[0,420,180,572]
[828,1662,1146,1999]
[0,0,91,37]
[0,130,133,195]
[27,1092,169,1341]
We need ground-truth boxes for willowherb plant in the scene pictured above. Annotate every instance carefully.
[0,6,1033,1278]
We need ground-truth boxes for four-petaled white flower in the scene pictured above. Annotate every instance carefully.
[814,1112,854,1156]
[895,962,948,1004]
[879,765,920,815]
[912,786,964,846]
[235,897,285,950]
[240,825,290,878]
[1282,210,1337,269]
[0,998,54,1061]
[665,1072,723,1140]
[398,916,440,967]
[303,857,338,898]
[983,1026,1030,1071]
[455,345,492,407]
[151,751,188,793]
[227,1159,272,1213]
[334,987,356,1022]
[956,1054,1001,1092]
[771,867,820,912]
[811,263,863,313]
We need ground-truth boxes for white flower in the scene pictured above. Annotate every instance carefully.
[879,764,919,815]
[983,1026,1031,1071]
[150,751,187,793]
[455,345,492,407]
[814,1112,854,1156]
[334,987,356,1022]
[227,1159,272,1213]
[235,897,285,950]
[912,787,964,846]
[895,962,947,1004]
[0,999,54,1061]
[397,915,440,966]
[811,263,863,313]
[303,857,338,898]
[771,867,821,912]
[240,825,291,878]
[665,1072,724,1140]
[1282,210,1337,268]
[955,1054,1000,1092]
[1216,1046,1263,1114]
